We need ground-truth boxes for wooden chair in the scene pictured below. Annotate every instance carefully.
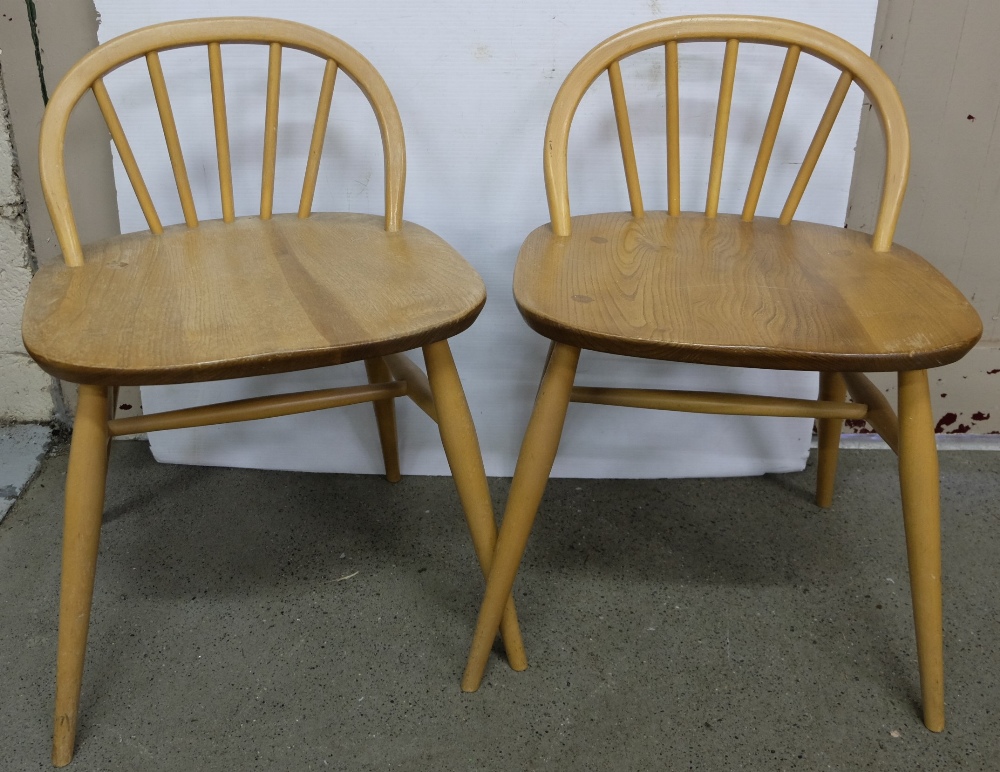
[461,16,982,732]
[21,18,525,766]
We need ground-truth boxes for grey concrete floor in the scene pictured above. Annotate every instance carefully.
[0,424,50,520]
[1,441,998,771]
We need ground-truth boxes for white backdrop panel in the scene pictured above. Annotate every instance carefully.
[93,1,877,477]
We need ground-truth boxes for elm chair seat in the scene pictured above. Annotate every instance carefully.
[515,212,978,371]
[24,213,487,385]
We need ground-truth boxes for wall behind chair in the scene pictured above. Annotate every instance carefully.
[846,0,1000,439]
[5,2,993,462]
[0,64,52,422]
[3,1,905,475]
[0,0,138,424]
[91,0,874,478]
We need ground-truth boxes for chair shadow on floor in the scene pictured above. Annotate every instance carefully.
[512,461,919,711]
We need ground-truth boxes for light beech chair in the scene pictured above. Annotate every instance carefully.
[22,18,524,766]
[462,16,982,732]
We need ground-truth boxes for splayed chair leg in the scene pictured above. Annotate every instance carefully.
[462,342,580,692]
[897,369,945,732]
[53,384,111,767]
[423,340,527,671]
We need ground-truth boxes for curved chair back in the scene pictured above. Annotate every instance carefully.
[543,15,908,251]
[40,17,407,266]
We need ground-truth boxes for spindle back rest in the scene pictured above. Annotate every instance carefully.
[39,17,406,267]
[544,15,908,251]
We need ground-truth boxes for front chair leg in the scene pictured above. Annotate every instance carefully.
[462,342,581,692]
[422,340,527,672]
[364,357,401,482]
[897,369,945,732]
[815,371,847,507]
[53,384,112,766]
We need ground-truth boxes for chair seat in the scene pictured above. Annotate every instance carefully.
[22,213,486,385]
[514,212,982,371]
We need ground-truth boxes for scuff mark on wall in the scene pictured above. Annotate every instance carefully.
[24,0,49,105]
[23,0,47,104]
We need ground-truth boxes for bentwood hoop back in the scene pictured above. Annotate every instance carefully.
[38,16,406,267]
[463,16,982,734]
[23,18,525,765]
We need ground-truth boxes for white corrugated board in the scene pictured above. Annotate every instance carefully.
[93,1,876,477]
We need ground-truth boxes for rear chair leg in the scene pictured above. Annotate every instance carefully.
[816,371,846,507]
[365,357,401,482]
[53,384,112,767]
[897,369,945,732]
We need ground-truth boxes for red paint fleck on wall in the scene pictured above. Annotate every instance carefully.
[844,418,874,433]
[934,412,958,433]
[988,369,1000,375]
[972,411,991,421]
[119,403,133,411]
[950,424,971,434]
[940,393,947,398]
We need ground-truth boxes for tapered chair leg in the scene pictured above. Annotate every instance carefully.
[53,384,111,767]
[816,371,847,507]
[897,369,945,732]
[365,357,401,482]
[462,342,581,692]
[422,340,527,672]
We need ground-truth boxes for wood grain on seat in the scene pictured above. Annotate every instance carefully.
[23,213,485,385]
[515,212,981,371]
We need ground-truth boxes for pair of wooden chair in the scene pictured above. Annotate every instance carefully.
[21,15,981,766]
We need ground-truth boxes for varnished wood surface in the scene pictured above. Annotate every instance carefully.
[514,212,981,371]
[105,381,406,436]
[569,385,867,419]
[23,213,485,385]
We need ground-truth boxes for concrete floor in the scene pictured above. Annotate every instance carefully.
[1,441,998,771]
[0,424,50,520]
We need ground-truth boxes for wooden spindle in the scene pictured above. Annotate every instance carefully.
[298,58,338,219]
[92,78,163,235]
[779,69,853,224]
[608,60,644,219]
[706,39,739,218]
[260,43,282,220]
[208,43,234,223]
[146,52,198,228]
[742,45,800,221]
[665,41,680,216]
